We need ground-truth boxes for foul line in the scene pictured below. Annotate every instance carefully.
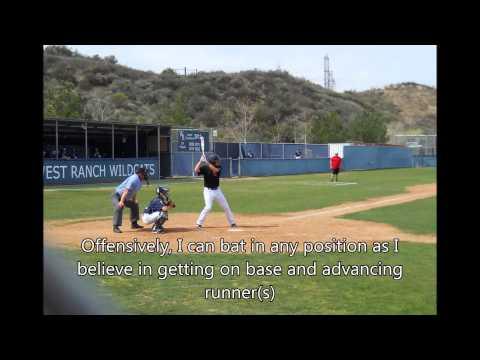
[284,193,435,221]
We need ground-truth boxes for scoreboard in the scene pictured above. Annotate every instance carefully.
[177,130,210,152]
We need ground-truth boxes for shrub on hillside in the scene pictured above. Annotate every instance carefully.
[348,111,388,143]
[310,112,348,143]
[44,45,74,57]
[50,62,78,85]
[104,55,118,65]
[111,92,129,108]
[86,72,114,86]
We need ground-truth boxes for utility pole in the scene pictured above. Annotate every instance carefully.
[324,55,336,91]
[324,55,330,89]
[304,121,307,157]
[304,122,307,144]
[294,118,297,143]
[243,107,247,144]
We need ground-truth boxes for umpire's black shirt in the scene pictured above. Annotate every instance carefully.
[199,164,221,189]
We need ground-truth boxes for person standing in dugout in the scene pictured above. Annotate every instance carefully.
[112,167,149,233]
[194,153,237,229]
[330,152,343,182]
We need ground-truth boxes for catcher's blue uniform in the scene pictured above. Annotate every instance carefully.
[142,197,169,233]
[144,197,167,214]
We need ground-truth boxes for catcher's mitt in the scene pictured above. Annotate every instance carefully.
[167,200,176,208]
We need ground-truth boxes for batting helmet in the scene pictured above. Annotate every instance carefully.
[207,153,220,163]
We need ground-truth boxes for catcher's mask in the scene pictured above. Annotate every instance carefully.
[156,186,169,202]
[136,167,149,185]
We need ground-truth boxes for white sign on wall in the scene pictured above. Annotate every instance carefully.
[328,143,351,158]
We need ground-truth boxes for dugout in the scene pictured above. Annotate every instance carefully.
[43,118,172,177]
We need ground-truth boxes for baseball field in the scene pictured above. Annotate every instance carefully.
[44,167,437,315]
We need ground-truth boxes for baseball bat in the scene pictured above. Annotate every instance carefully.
[200,135,205,161]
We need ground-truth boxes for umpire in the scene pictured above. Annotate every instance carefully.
[112,167,149,233]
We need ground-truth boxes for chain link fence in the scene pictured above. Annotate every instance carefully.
[391,135,437,167]
[392,135,437,156]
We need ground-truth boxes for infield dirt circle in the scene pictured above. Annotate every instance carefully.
[45,184,436,250]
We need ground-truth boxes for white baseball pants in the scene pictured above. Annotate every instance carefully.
[142,211,161,224]
[196,187,236,226]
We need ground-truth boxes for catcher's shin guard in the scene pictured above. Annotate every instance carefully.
[155,211,168,227]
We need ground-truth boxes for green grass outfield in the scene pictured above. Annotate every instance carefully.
[44,168,436,221]
[45,168,437,315]
[341,196,436,235]
[58,241,436,315]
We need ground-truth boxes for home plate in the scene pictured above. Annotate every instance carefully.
[228,228,245,232]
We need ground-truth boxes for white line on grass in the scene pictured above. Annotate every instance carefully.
[285,194,433,221]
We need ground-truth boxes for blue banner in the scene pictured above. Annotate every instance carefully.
[177,130,210,152]
[239,159,330,177]
[43,158,159,185]
[342,146,412,170]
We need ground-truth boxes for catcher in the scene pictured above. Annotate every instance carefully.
[141,186,176,234]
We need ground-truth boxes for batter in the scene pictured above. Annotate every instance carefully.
[194,153,237,228]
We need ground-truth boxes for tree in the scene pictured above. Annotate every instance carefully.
[44,45,74,57]
[83,94,114,122]
[253,103,275,140]
[50,62,77,85]
[162,93,192,126]
[162,68,177,76]
[111,92,129,108]
[44,81,83,118]
[224,99,258,143]
[348,111,388,143]
[104,55,118,64]
[309,112,347,143]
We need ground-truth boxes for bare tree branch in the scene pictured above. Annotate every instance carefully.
[84,95,114,122]
[224,99,258,143]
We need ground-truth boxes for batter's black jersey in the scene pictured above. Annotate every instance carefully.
[198,164,221,188]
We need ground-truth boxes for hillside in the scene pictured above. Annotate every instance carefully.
[350,83,437,135]
[383,83,436,134]
[43,47,436,142]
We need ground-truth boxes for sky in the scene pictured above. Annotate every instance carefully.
[62,45,436,92]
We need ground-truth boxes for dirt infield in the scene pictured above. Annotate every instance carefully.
[44,184,436,250]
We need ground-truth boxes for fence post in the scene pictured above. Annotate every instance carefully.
[85,122,88,159]
[135,125,139,159]
[55,120,59,160]
[282,143,285,159]
[260,143,263,159]
[170,131,174,176]
[191,152,194,177]
[111,124,115,160]
[157,125,161,179]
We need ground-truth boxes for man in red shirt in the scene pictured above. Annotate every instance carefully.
[330,153,342,182]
